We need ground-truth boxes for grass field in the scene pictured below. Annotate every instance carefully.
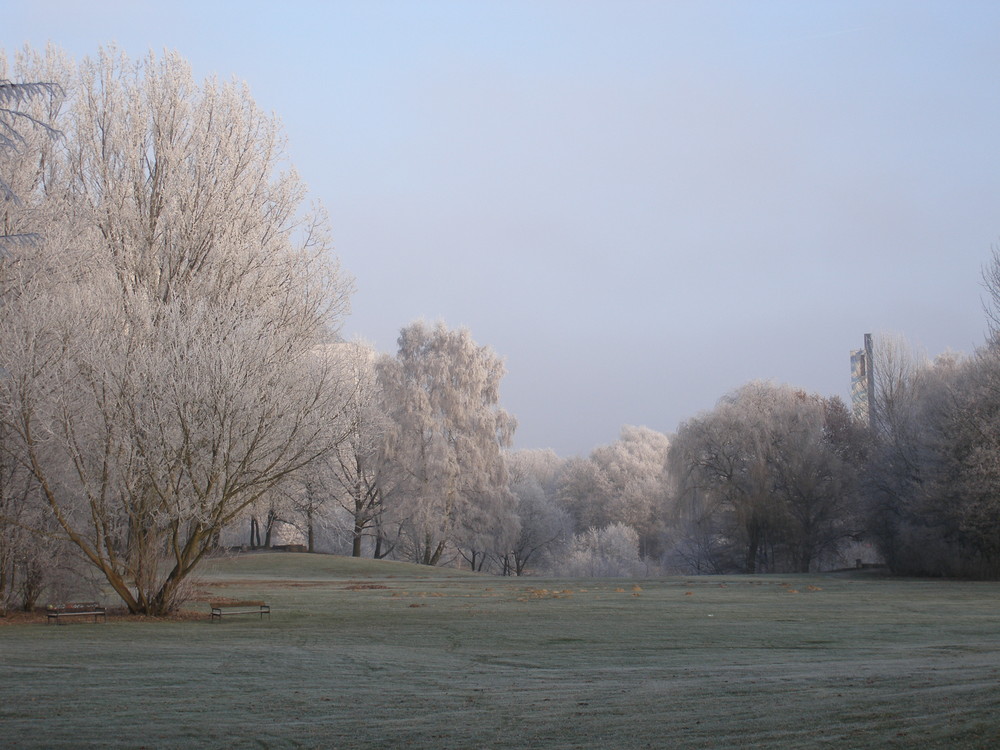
[3,553,1000,748]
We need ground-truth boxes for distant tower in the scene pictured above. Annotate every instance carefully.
[850,333,875,425]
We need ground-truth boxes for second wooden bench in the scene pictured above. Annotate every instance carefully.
[210,600,270,622]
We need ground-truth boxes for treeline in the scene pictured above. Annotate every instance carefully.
[503,330,1000,581]
[3,46,1000,618]
[245,322,1000,584]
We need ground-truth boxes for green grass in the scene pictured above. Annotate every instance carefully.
[3,553,1000,748]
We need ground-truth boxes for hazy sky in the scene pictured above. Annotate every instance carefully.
[4,1,999,456]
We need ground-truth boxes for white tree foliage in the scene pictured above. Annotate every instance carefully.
[558,523,644,578]
[556,426,670,562]
[378,321,516,566]
[0,46,352,614]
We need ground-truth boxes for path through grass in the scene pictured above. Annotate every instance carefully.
[3,554,1000,748]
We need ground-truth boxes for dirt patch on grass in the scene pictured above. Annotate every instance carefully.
[116,608,211,623]
[210,579,338,588]
[0,610,47,626]
[209,578,394,591]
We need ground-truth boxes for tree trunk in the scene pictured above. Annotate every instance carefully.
[515,552,529,576]
[264,510,276,548]
[19,559,44,611]
[745,523,760,574]
[0,562,8,615]
[797,547,812,574]
[352,521,363,557]
[421,534,433,565]
[307,508,315,553]
[428,540,446,566]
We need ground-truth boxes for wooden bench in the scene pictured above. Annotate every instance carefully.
[46,602,106,625]
[210,600,270,622]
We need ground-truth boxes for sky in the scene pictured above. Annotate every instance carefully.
[4,1,999,456]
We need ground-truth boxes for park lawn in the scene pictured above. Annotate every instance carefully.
[2,553,1000,748]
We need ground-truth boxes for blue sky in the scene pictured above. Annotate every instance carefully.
[4,1,999,455]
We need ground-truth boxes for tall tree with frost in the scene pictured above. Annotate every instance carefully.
[378,321,516,566]
[0,46,352,614]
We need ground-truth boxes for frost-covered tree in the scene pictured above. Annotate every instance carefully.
[0,59,68,612]
[861,333,936,571]
[855,264,1000,578]
[505,449,571,575]
[0,61,65,351]
[921,348,1000,575]
[557,523,644,578]
[863,338,1000,577]
[0,69,62,248]
[0,446,38,612]
[588,426,670,557]
[378,321,516,566]
[557,426,670,560]
[556,456,607,531]
[295,340,391,556]
[669,382,860,573]
[510,488,572,576]
[0,46,352,614]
